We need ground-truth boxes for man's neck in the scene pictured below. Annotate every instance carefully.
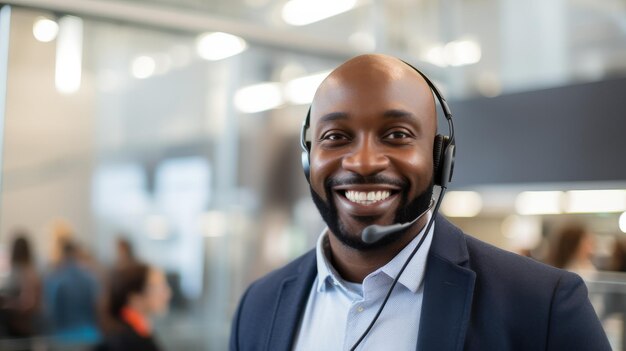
[326,216,428,283]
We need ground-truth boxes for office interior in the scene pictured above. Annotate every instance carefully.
[0,0,626,350]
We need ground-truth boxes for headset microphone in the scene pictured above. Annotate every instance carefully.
[361,201,434,244]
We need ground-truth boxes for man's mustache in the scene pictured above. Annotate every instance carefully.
[325,174,407,189]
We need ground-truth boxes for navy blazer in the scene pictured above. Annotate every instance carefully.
[230,215,611,350]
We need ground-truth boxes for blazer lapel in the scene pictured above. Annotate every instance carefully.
[417,215,476,351]
[266,251,317,351]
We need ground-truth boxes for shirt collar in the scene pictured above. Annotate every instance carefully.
[378,212,434,293]
[315,229,339,293]
[315,212,435,294]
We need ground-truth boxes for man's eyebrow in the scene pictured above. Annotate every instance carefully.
[383,109,417,120]
[318,112,348,123]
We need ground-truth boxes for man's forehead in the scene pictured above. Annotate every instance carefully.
[311,54,435,123]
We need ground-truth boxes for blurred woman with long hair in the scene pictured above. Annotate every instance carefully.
[96,263,171,351]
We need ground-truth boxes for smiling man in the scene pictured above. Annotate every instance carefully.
[229,54,610,351]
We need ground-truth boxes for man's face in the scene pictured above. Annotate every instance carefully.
[309,59,436,250]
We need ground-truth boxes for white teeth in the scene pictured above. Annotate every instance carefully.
[345,190,391,205]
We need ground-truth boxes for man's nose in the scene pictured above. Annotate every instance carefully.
[341,136,389,176]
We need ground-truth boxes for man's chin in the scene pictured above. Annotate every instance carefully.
[330,221,408,251]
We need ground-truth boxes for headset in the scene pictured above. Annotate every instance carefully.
[299,61,456,188]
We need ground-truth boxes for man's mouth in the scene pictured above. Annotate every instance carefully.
[344,190,391,205]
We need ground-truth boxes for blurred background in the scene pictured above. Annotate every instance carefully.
[0,0,626,350]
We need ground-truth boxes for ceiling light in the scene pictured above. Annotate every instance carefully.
[196,32,247,61]
[441,191,482,217]
[131,56,156,79]
[565,190,626,213]
[515,191,563,215]
[55,16,83,94]
[282,0,357,26]
[285,70,331,105]
[234,82,283,113]
[424,45,447,67]
[33,17,58,42]
[443,39,482,67]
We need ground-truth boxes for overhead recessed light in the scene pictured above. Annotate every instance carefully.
[33,17,59,42]
[565,190,626,213]
[55,16,83,94]
[284,70,331,105]
[196,32,247,61]
[234,82,284,113]
[441,191,483,217]
[515,191,563,215]
[131,56,156,79]
[282,0,357,26]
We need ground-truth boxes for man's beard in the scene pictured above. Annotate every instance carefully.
[310,174,434,251]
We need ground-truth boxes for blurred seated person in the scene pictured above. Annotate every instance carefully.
[96,263,171,351]
[0,232,42,337]
[547,223,597,277]
[43,240,101,344]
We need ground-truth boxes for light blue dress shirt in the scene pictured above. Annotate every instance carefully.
[293,213,435,351]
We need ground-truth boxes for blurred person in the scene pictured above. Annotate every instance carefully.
[95,263,171,351]
[230,54,610,350]
[0,232,42,338]
[47,219,74,268]
[43,240,101,344]
[101,236,139,332]
[607,237,626,272]
[113,237,137,271]
[601,237,626,350]
[547,223,597,276]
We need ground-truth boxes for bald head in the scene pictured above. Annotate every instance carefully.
[322,54,429,87]
[311,54,437,131]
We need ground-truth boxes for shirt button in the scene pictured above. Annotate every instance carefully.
[357,306,364,313]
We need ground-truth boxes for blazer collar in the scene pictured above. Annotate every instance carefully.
[417,214,476,351]
[429,214,471,266]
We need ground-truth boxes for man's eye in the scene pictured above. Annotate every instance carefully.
[385,131,410,139]
[322,133,348,141]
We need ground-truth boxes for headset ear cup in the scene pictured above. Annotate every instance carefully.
[301,145,311,183]
[433,134,445,186]
[442,143,455,186]
[300,110,312,183]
